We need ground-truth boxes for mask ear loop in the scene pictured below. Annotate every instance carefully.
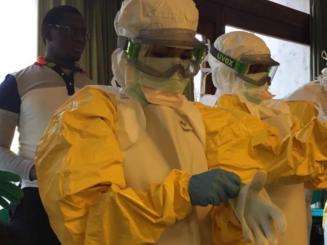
[197,38,215,100]
[199,53,212,100]
[319,50,327,90]
[111,78,123,91]
[111,48,129,95]
[111,49,122,92]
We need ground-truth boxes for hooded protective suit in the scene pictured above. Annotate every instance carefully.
[35,5,326,245]
[202,31,327,245]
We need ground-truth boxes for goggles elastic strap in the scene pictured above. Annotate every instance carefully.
[210,46,247,74]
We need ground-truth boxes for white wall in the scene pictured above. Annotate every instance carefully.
[0,0,38,82]
[0,1,38,153]
[269,0,309,14]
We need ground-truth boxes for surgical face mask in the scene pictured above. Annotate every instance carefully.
[243,83,274,104]
[135,61,190,94]
[125,57,190,104]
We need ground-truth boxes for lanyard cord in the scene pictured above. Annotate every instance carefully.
[35,57,84,96]
[49,64,78,96]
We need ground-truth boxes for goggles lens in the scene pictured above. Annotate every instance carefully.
[248,64,271,74]
[124,40,207,78]
[126,41,206,62]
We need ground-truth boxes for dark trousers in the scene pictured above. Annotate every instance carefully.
[8,188,60,245]
[0,222,11,245]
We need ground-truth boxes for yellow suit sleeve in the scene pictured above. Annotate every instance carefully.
[196,95,327,187]
[35,87,192,245]
[195,101,281,184]
[285,100,327,189]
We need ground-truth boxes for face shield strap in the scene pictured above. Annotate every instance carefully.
[210,46,279,86]
[210,46,247,72]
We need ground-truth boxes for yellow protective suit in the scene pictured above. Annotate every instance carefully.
[36,85,209,245]
[35,87,327,245]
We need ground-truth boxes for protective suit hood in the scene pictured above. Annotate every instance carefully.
[114,0,199,47]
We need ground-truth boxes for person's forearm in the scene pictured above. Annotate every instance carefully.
[0,146,34,180]
[0,109,33,180]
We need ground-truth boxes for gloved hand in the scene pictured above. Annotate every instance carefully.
[0,171,23,210]
[189,169,241,206]
[231,171,286,245]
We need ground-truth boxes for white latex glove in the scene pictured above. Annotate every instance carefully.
[230,171,287,245]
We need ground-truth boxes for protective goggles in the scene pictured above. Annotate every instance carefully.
[210,46,280,86]
[119,37,207,78]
